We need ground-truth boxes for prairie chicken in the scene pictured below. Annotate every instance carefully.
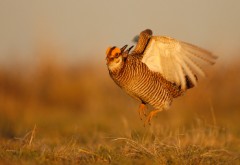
[106,29,217,125]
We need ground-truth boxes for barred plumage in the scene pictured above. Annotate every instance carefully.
[106,29,217,125]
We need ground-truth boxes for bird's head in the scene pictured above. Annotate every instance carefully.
[106,45,133,72]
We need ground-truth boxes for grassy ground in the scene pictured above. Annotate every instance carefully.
[0,56,240,164]
[1,112,239,165]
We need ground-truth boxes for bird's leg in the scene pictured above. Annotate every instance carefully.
[144,109,163,126]
[138,103,147,120]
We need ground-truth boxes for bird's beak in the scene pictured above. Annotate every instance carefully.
[120,45,128,53]
[122,45,134,58]
[126,45,134,53]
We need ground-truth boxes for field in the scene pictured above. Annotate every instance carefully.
[0,53,240,164]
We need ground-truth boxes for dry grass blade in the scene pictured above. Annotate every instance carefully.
[113,137,154,158]
[28,124,37,147]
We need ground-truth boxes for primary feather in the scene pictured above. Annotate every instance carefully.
[142,36,217,90]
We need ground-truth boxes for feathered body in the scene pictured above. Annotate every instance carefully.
[109,54,182,110]
[106,29,217,125]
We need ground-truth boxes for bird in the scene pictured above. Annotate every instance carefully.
[106,29,217,125]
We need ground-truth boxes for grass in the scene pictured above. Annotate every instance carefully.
[0,55,240,164]
[0,120,239,165]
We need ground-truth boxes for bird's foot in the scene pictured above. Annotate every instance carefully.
[144,109,162,126]
[138,103,147,120]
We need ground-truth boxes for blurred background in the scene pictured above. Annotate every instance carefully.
[0,0,240,143]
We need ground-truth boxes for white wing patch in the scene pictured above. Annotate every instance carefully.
[142,36,217,90]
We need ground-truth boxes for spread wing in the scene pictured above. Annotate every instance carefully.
[142,36,217,90]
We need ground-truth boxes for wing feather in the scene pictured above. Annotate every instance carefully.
[181,54,205,77]
[142,36,217,90]
[181,42,217,64]
[177,56,197,86]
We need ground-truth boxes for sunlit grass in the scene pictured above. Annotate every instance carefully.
[0,119,239,164]
[0,55,240,164]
